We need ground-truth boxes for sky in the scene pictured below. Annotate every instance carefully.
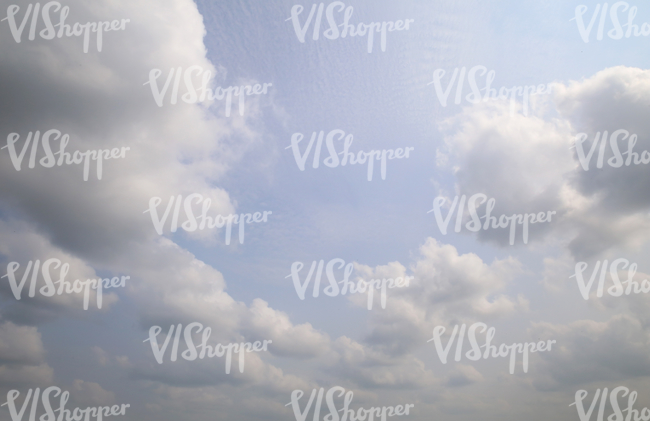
[1,0,650,420]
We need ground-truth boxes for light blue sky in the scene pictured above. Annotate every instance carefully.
[2,1,650,420]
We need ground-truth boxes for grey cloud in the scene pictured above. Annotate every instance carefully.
[530,315,650,390]
[360,238,525,356]
[438,66,650,259]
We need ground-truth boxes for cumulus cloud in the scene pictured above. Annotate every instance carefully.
[358,238,525,356]
[71,379,117,406]
[437,66,650,259]
[0,219,120,324]
[530,315,650,391]
[0,322,53,391]
[0,322,46,366]
[2,0,650,419]
[0,0,308,409]
[445,364,483,387]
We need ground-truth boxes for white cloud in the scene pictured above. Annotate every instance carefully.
[0,322,53,390]
[437,66,650,259]
[529,315,650,390]
[0,322,45,366]
[445,364,484,387]
[360,239,526,356]
[71,379,116,406]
